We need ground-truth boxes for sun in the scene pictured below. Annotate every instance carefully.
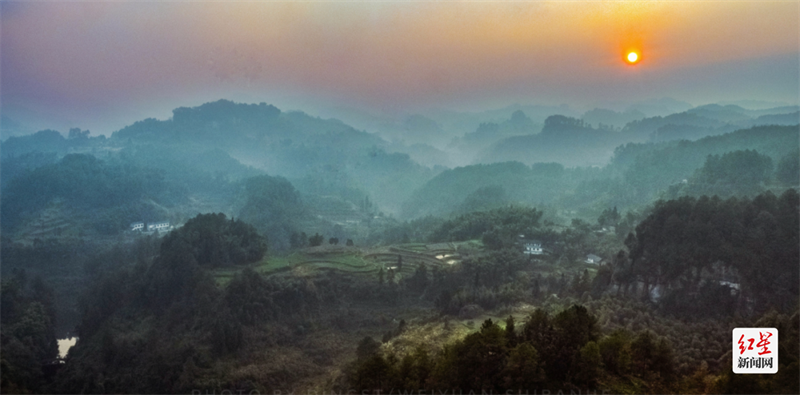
[626,51,640,64]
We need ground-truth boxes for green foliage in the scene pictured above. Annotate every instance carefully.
[290,231,308,249]
[345,305,676,392]
[624,189,799,316]
[598,329,632,375]
[356,336,381,361]
[456,185,510,214]
[238,175,305,251]
[479,115,629,167]
[502,342,545,389]
[428,206,543,246]
[0,151,58,189]
[615,125,798,203]
[1,154,176,233]
[309,233,324,247]
[162,213,266,268]
[574,341,602,385]
[597,206,620,227]
[630,330,674,382]
[402,161,568,218]
[0,275,58,393]
[1,129,68,158]
[696,150,773,185]
[776,148,800,185]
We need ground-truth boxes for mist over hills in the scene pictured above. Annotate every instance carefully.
[2,98,798,226]
[1,97,798,395]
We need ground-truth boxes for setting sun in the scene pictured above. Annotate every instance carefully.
[627,51,639,64]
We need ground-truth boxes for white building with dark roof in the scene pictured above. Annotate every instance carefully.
[147,221,171,232]
[518,235,544,255]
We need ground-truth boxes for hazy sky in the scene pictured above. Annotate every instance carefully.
[2,1,798,135]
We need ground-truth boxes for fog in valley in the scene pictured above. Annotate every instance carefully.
[1,2,798,394]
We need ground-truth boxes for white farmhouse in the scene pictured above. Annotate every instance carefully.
[147,221,171,232]
[585,254,602,264]
[518,235,544,255]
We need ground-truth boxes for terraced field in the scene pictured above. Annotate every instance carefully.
[212,241,480,286]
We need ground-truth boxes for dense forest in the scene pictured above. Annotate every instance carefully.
[1,99,798,394]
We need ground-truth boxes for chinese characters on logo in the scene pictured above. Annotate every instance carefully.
[733,328,778,374]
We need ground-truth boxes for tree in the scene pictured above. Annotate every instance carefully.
[408,263,428,292]
[68,127,90,140]
[356,336,381,361]
[598,329,632,375]
[598,206,620,227]
[290,232,308,249]
[346,239,354,246]
[329,237,339,245]
[238,175,305,251]
[776,148,799,185]
[158,213,266,268]
[502,343,545,389]
[309,233,324,247]
[701,150,773,184]
[573,341,601,386]
[504,315,517,347]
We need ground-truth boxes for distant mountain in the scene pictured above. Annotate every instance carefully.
[401,161,570,218]
[613,124,800,202]
[449,110,542,162]
[718,99,796,110]
[1,129,69,158]
[388,142,453,169]
[581,108,646,129]
[742,105,799,117]
[686,103,800,123]
[110,99,436,215]
[426,103,580,134]
[743,111,800,127]
[628,104,800,142]
[686,104,753,123]
[0,116,34,141]
[0,154,181,236]
[622,111,725,141]
[625,97,694,117]
[476,115,627,167]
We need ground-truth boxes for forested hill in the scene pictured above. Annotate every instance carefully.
[112,100,380,156]
[478,106,799,168]
[613,124,799,203]
[109,100,436,214]
[477,115,627,167]
[401,161,575,218]
[0,154,180,236]
[402,124,798,219]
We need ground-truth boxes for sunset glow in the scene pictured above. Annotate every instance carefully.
[627,52,640,64]
[1,1,798,133]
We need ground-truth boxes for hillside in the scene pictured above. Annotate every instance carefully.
[477,115,628,167]
[109,100,437,215]
[401,162,577,218]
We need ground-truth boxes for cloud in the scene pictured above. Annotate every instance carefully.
[1,1,797,133]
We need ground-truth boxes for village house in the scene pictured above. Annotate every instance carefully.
[585,254,603,264]
[130,222,145,232]
[518,235,544,255]
[147,221,171,232]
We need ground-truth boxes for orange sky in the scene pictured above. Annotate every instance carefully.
[2,1,798,134]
